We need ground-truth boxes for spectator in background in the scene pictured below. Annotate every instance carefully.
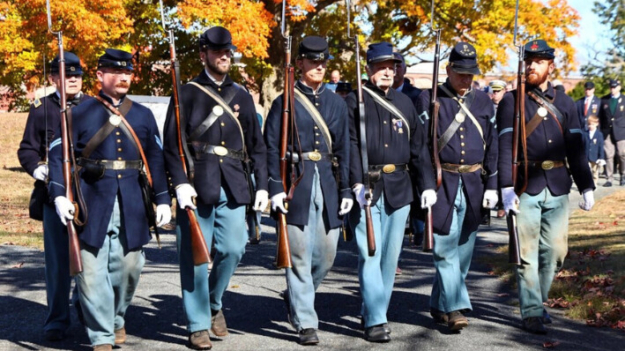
[576,82,600,131]
[326,69,341,92]
[599,79,625,187]
[584,115,606,180]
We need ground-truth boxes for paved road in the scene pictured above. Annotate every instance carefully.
[1,186,622,351]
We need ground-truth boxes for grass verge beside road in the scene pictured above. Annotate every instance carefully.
[0,113,43,250]
[485,190,625,330]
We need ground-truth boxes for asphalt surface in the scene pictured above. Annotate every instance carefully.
[0,186,622,351]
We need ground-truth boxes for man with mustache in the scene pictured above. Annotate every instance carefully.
[18,51,91,342]
[162,26,268,350]
[49,48,172,350]
[265,36,351,346]
[346,42,436,342]
[497,40,595,334]
[415,42,499,331]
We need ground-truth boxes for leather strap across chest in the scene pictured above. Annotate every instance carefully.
[437,85,484,152]
[362,86,411,139]
[526,89,564,137]
[294,88,334,152]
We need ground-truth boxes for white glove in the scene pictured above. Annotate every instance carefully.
[596,159,606,167]
[253,190,269,211]
[33,164,48,181]
[352,183,370,209]
[54,196,74,226]
[338,198,354,215]
[155,204,172,227]
[271,192,288,214]
[501,187,520,214]
[579,190,594,211]
[175,184,197,210]
[420,189,437,209]
[482,189,499,209]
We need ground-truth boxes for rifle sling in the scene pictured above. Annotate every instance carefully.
[362,86,411,139]
[187,82,246,157]
[294,89,333,152]
[438,85,484,151]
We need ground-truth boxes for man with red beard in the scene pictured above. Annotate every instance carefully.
[497,40,595,334]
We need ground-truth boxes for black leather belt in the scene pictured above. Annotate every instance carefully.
[441,163,483,173]
[369,164,408,174]
[286,151,333,163]
[521,160,565,170]
[194,143,245,161]
[77,158,143,170]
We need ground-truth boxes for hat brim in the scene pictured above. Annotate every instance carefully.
[368,55,402,64]
[298,53,334,61]
[203,44,237,51]
[450,65,481,75]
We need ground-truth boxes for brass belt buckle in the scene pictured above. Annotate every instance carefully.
[541,160,554,170]
[112,160,124,170]
[382,164,396,173]
[308,151,322,162]
[458,165,472,173]
[214,146,228,156]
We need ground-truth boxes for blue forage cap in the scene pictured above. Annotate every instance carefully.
[609,79,621,88]
[335,82,352,93]
[523,39,555,60]
[366,42,401,65]
[199,26,237,51]
[297,36,333,60]
[50,51,83,76]
[98,49,134,71]
[449,42,480,75]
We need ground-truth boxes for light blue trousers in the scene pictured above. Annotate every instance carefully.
[76,198,145,346]
[285,167,340,331]
[430,180,478,313]
[42,203,72,332]
[516,189,569,319]
[176,186,247,333]
[350,194,410,328]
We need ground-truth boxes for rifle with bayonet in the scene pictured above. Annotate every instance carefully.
[423,0,442,253]
[159,0,210,265]
[347,0,375,256]
[507,0,524,266]
[46,0,83,276]
[275,0,296,268]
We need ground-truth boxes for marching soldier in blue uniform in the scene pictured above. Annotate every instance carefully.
[598,79,625,186]
[265,36,351,345]
[497,40,595,334]
[576,81,600,131]
[49,49,171,350]
[162,26,268,350]
[415,43,498,331]
[346,42,437,342]
[18,52,91,342]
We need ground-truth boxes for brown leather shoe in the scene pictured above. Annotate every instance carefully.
[430,308,448,324]
[114,327,126,344]
[93,344,112,351]
[448,311,468,331]
[187,330,212,350]
[210,310,228,337]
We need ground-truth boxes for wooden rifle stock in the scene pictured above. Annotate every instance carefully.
[424,24,442,253]
[161,13,211,265]
[364,202,376,256]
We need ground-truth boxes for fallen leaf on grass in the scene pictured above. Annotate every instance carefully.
[542,341,560,348]
[11,262,24,268]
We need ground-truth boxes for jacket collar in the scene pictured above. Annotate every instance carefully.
[194,69,233,89]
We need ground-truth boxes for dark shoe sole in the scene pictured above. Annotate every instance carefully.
[449,320,468,331]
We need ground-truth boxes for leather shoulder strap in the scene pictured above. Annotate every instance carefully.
[294,89,333,152]
[362,86,411,139]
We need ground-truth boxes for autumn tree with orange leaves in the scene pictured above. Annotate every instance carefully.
[1,0,581,110]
